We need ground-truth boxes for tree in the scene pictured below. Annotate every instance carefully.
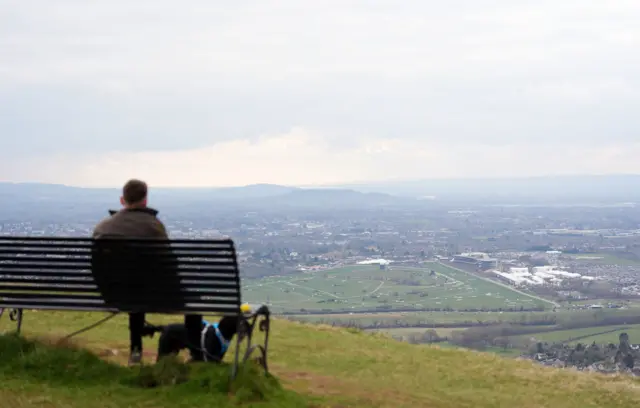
[619,332,630,354]
[624,353,635,369]
[494,336,511,351]
[423,329,440,343]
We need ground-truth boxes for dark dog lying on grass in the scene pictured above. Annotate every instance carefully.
[149,315,247,363]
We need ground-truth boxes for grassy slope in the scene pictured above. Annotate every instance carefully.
[3,311,640,407]
[0,334,306,408]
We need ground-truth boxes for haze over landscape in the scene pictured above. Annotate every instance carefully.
[2,0,640,187]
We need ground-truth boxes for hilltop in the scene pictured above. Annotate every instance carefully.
[5,174,640,207]
[2,311,640,407]
[0,182,412,213]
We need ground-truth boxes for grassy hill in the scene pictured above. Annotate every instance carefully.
[3,311,640,407]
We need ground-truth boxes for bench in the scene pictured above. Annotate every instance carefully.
[0,236,270,376]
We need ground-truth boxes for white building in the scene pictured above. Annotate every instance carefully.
[492,265,595,287]
[357,259,391,266]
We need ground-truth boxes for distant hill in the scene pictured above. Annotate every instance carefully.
[0,182,293,200]
[331,174,640,204]
[153,183,298,199]
[0,182,412,213]
[4,174,639,209]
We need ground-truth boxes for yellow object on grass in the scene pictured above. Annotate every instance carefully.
[240,303,251,313]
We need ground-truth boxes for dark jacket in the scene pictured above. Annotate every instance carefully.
[91,207,183,311]
[92,207,168,239]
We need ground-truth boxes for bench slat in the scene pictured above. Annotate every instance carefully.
[0,269,241,279]
[0,249,238,259]
[0,301,243,314]
[0,291,242,302]
[0,291,240,302]
[0,261,240,271]
[0,236,235,245]
[0,283,229,291]
[0,277,92,284]
[0,276,241,286]
[0,256,237,265]
[0,270,93,278]
[0,242,236,250]
[0,284,98,292]
[0,287,241,297]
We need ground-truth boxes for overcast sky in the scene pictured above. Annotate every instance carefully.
[2,0,640,187]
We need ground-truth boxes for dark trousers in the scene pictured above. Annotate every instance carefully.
[129,312,146,353]
[129,312,203,358]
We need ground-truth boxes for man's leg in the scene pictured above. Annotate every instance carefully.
[184,314,203,361]
[129,312,145,364]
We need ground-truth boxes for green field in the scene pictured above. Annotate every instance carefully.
[243,263,551,313]
[290,310,518,324]
[571,253,640,266]
[3,311,640,407]
[289,307,640,327]
[516,324,640,345]
[368,327,460,339]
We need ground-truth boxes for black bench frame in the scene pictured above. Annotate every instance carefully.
[0,236,271,377]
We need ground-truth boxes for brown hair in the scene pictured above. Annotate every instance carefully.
[122,179,148,205]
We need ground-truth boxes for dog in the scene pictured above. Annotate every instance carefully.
[152,315,247,362]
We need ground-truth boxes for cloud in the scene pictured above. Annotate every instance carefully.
[1,0,640,184]
[3,128,640,187]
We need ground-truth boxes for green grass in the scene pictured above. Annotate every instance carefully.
[243,263,551,314]
[287,305,640,330]
[0,334,301,408]
[4,311,640,407]
[516,324,640,345]
[289,310,553,326]
[369,326,452,336]
[571,253,640,266]
[428,263,553,308]
[367,327,460,339]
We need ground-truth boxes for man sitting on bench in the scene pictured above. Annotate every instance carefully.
[92,179,203,365]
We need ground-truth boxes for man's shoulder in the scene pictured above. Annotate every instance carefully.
[93,208,168,238]
[92,216,115,236]
[124,208,168,238]
[150,217,168,236]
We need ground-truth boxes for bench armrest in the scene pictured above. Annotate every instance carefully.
[236,304,272,373]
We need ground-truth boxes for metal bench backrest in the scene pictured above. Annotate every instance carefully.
[0,236,242,315]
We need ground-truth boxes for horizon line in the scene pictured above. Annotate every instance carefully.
[2,173,640,189]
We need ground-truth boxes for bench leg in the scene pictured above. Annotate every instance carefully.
[231,319,243,379]
[2,308,24,334]
[240,306,271,373]
[229,306,272,380]
[13,309,24,334]
[245,313,270,373]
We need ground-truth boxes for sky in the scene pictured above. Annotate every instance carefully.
[1,0,640,187]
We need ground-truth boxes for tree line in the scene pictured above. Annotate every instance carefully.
[283,305,547,315]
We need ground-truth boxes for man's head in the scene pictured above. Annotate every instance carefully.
[120,179,148,208]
